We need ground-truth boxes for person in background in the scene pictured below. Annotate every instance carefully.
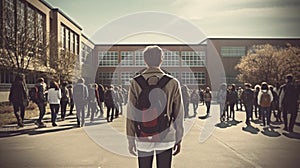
[67,83,74,116]
[269,85,279,122]
[274,83,282,122]
[35,77,47,128]
[227,84,238,120]
[9,73,29,127]
[60,81,69,121]
[181,85,190,118]
[190,89,200,116]
[73,78,89,127]
[104,85,115,122]
[97,83,105,118]
[253,85,261,120]
[47,81,61,127]
[203,87,212,116]
[258,82,273,129]
[279,74,300,132]
[237,87,244,111]
[217,83,227,122]
[199,89,204,105]
[241,83,254,127]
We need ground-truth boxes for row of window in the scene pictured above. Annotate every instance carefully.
[98,50,206,67]
[221,46,246,57]
[97,71,206,85]
[60,24,80,55]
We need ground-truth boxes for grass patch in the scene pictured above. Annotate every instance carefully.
[0,102,39,126]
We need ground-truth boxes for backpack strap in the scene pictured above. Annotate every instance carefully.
[134,75,149,90]
[157,75,172,89]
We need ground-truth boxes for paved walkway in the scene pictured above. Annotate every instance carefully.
[0,104,300,168]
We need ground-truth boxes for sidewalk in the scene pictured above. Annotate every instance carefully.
[0,104,300,168]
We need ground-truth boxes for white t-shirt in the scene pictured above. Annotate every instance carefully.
[48,88,61,104]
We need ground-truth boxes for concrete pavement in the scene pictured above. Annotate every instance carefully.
[0,104,300,168]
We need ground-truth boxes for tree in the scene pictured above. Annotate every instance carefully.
[0,5,49,74]
[236,44,300,85]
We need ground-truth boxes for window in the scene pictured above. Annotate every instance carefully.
[181,51,206,67]
[135,50,144,66]
[169,72,180,81]
[181,72,206,85]
[98,51,119,66]
[121,72,134,85]
[221,46,246,57]
[70,31,74,53]
[162,50,180,67]
[120,51,134,66]
[61,25,65,48]
[98,72,118,85]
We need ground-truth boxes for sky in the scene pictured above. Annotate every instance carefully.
[45,0,300,43]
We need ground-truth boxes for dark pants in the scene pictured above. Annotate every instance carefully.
[60,101,68,119]
[50,104,59,124]
[69,99,74,115]
[283,106,298,131]
[229,103,235,120]
[245,104,253,125]
[261,107,271,126]
[13,104,25,122]
[192,102,198,114]
[106,107,114,122]
[37,102,46,123]
[205,101,211,114]
[138,148,172,168]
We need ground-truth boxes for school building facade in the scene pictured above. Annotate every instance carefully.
[1,0,300,102]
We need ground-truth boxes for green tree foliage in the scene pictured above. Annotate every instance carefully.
[236,44,300,85]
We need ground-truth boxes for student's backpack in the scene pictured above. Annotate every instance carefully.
[260,92,271,107]
[29,86,38,103]
[61,87,69,102]
[134,75,172,142]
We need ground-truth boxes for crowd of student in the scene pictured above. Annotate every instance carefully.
[9,75,128,128]
[217,74,300,132]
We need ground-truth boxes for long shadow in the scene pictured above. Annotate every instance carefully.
[261,127,281,137]
[282,132,300,140]
[28,126,75,135]
[242,125,260,134]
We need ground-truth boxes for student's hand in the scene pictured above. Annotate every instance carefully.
[128,142,137,156]
[173,142,181,156]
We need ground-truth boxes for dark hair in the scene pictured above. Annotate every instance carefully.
[286,74,293,83]
[62,81,68,87]
[15,73,25,82]
[261,82,269,90]
[50,81,59,90]
[244,83,252,88]
[37,77,44,83]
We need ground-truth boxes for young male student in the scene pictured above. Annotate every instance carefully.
[126,45,184,168]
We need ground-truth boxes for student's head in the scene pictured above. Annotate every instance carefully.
[62,81,68,87]
[15,73,25,82]
[50,81,59,90]
[37,77,44,83]
[261,82,269,91]
[244,83,252,89]
[143,45,163,67]
[77,78,85,84]
[286,74,293,83]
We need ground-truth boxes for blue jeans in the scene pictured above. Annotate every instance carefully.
[37,102,46,123]
[50,104,59,124]
[260,107,271,126]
